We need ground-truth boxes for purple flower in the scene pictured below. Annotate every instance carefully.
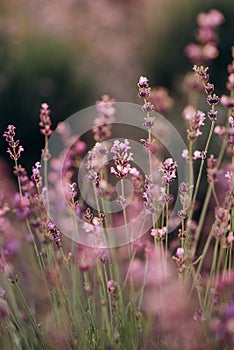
[185,9,224,65]
[39,103,52,136]
[143,175,165,213]
[116,195,127,208]
[179,182,192,194]
[205,83,214,94]
[150,227,166,239]
[221,95,234,108]
[96,95,115,119]
[176,247,184,259]
[208,110,218,121]
[160,158,177,185]
[110,139,133,179]
[31,162,42,188]
[207,93,220,105]
[13,165,34,197]
[137,76,151,99]
[137,76,149,89]
[47,221,62,248]
[93,95,115,141]
[143,116,155,129]
[85,142,109,181]
[227,73,234,91]
[184,107,206,141]
[193,65,209,83]
[215,207,229,224]
[3,125,24,161]
[13,193,31,218]
[142,101,154,113]
[98,249,108,264]
[107,280,117,294]
[229,115,234,128]
[197,9,224,28]
[67,182,77,199]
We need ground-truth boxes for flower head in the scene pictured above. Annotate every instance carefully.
[137,76,151,99]
[160,158,177,185]
[3,125,24,161]
[85,142,109,182]
[93,95,115,141]
[110,139,133,179]
[39,103,52,136]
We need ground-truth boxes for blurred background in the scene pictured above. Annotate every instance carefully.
[0,0,233,169]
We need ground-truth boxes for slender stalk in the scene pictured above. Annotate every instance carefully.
[13,282,47,350]
[189,120,215,219]
[138,255,148,309]
[121,179,130,255]
[190,225,215,295]
[165,184,169,254]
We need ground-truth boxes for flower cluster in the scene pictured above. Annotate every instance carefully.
[110,139,133,179]
[92,95,115,142]
[178,182,193,219]
[206,155,218,183]
[47,221,62,248]
[150,227,166,241]
[211,301,234,348]
[193,65,219,120]
[39,103,52,136]
[137,76,151,99]
[85,142,109,182]
[14,165,34,197]
[148,87,173,115]
[213,206,230,238]
[183,106,206,142]
[193,65,210,85]
[185,9,224,65]
[3,125,24,161]
[13,193,31,219]
[82,208,104,245]
[172,247,186,273]
[31,162,42,189]
[137,76,156,133]
[143,175,165,213]
[98,249,108,264]
[67,182,77,199]
[107,280,118,310]
[159,158,177,185]
[1,8,234,350]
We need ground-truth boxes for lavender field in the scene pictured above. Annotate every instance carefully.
[0,3,234,350]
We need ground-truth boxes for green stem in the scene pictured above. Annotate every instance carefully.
[121,179,130,251]
[190,225,215,295]
[189,120,215,220]
[138,255,148,309]
[14,282,47,350]
[165,184,169,253]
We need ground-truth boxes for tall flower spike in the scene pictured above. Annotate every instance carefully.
[185,9,224,65]
[31,162,42,189]
[93,95,115,141]
[183,106,206,142]
[3,125,24,161]
[110,139,133,179]
[160,158,177,185]
[193,65,220,121]
[85,142,109,182]
[39,103,52,136]
[137,76,151,99]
